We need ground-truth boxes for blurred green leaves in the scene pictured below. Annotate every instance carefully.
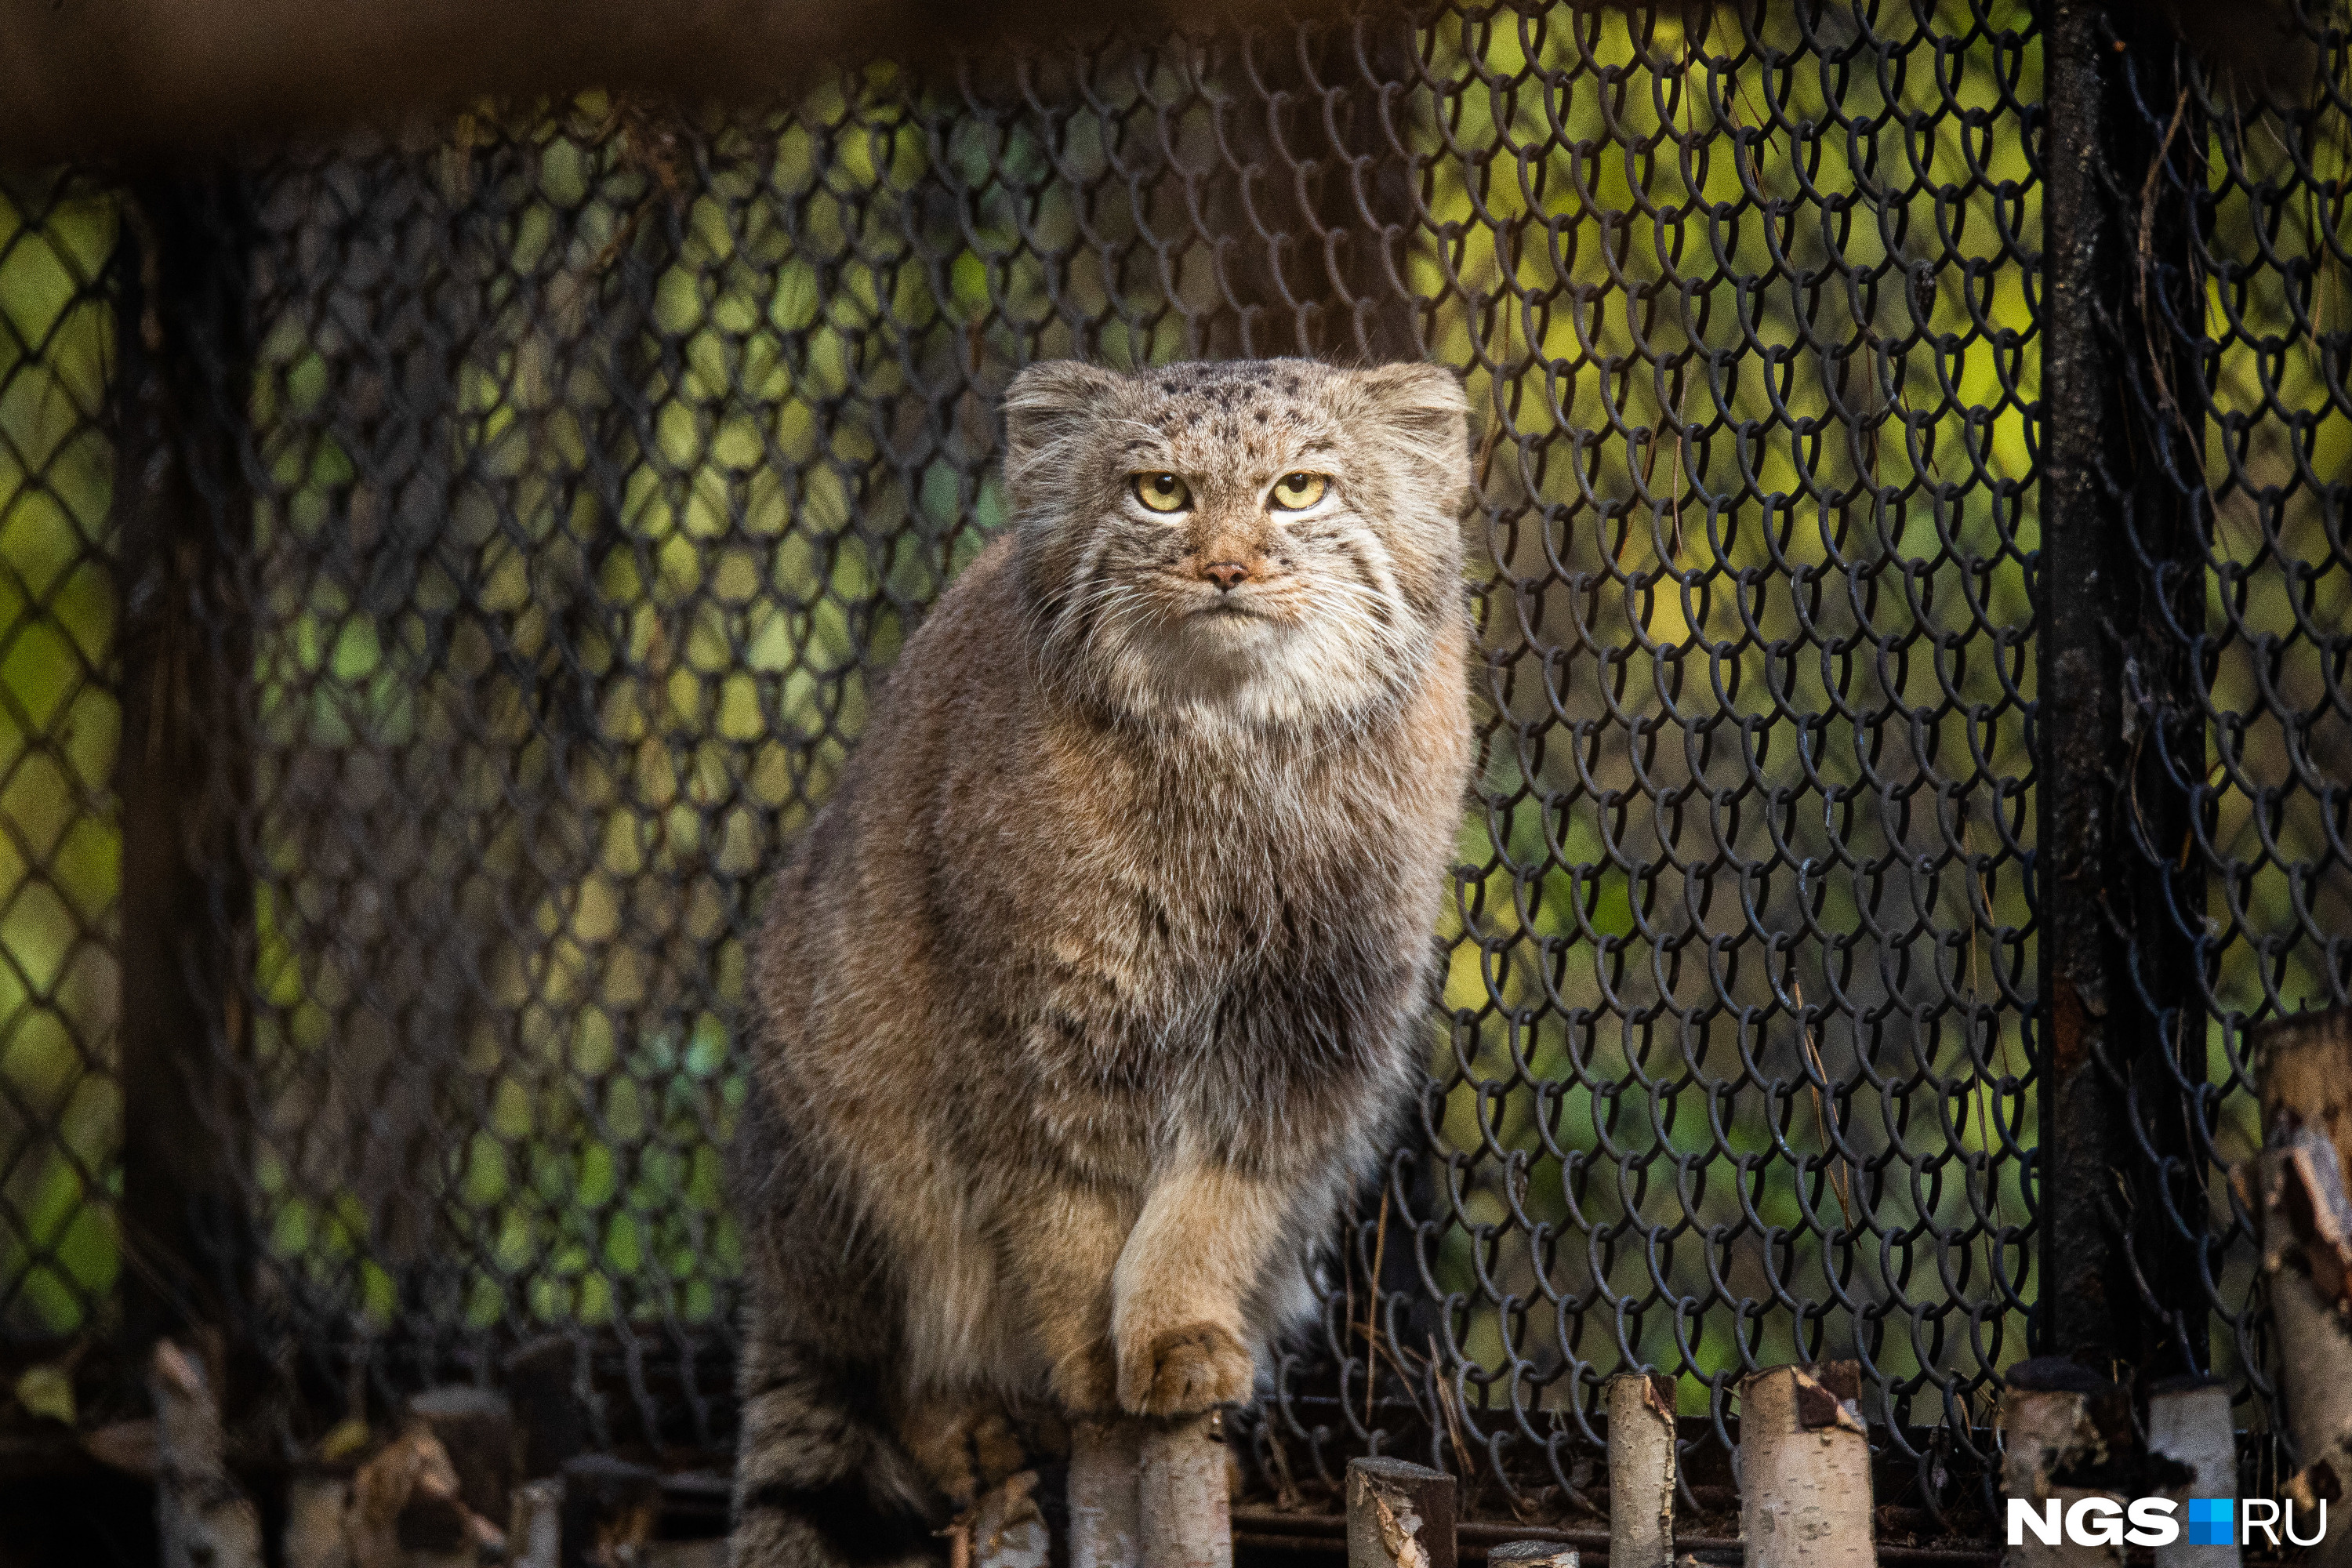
[0,11,2338,1457]
[0,175,119,1338]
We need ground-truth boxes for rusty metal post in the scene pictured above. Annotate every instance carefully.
[114,174,260,1357]
[2038,0,2209,1374]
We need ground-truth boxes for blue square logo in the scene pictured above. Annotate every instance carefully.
[2185,1497,2234,1546]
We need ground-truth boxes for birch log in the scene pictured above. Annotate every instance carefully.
[1138,1414,1231,1568]
[1736,1363,1871,1568]
[1344,1457,1455,1568]
[2251,1006,2352,1160]
[1070,1419,1145,1568]
[150,1338,264,1568]
[2248,1133,2352,1563]
[2249,1007,2352,1566]
[1998,1359,2133,1568]
[510,1478,564,1568]
[2147,1376,2239,1568]
[1606,1371,1677,1568]
[283,1474,351,1568]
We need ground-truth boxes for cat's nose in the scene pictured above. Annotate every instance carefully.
[1201,561,1252,591]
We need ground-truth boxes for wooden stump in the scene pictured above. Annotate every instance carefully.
[2246,1007,2352,1566]
[507,1334,593,1479]
[1737,1363,1871,1568]
[1999,1359,2133,1568]
[1487,1544,1578,1566]
[2147,1376,2238,1568]
[407,1385,517,1530]
[1606,1371,1677,1568]
[344,1421,499,1568]
[1069,1418,1145,1568]
[558,1454,660,1568]
[510,1478,564,1568]
[150,1339,263,1568]
[968,1469,1051,1568]
[1138,1413,1231,1568]
[282,1473,350,1568]
[1344,1456,1455,1568]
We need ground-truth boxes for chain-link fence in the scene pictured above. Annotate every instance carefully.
[2086,0,2352,1463]
[0,169,118,1341]
[0,0,2347,1544]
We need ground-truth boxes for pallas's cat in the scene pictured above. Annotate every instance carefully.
[731,358,1473,1565]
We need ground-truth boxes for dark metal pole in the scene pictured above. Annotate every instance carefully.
[114,174,259,1356]
[2036,0,2209,1376]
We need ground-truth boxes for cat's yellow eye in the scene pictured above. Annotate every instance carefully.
[1132,473,1192,514]
[1269,472,1328,511]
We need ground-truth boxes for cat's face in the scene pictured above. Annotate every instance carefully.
[1003,358,1471,727]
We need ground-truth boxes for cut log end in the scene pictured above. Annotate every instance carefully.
[1070,1419,1145,1568]
[1138,1413,1232,1568]
[2245,1003,2352,1565]
[1737,1363,1873,1568]
[1606,1370,1676,1568]
[148,1338,264,1568]
[1344,1456,1455,1568]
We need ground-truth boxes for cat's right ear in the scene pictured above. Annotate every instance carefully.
[1002,361,1121,485]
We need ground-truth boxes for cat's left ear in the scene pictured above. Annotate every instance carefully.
[1003,361,1123,489]
[1352,361,1472,493]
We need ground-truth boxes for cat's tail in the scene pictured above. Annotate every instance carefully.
[729,1338,941,1567]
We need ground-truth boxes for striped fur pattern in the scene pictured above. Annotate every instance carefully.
[730,358,1475,1564]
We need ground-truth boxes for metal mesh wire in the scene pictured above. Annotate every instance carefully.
[0,0,2342,1537]
[0,172,118,1340]
[213,0,2055,1493]
[2098,0,2352,1454]
[1248,0,2044,1517]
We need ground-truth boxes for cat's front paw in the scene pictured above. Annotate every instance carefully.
[1116,1322,1254,1416]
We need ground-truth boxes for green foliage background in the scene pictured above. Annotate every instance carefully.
[0,0,2343,1453]
[0,176,118,1334]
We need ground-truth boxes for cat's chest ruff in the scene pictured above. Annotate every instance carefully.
[1011,708,1430,1015]
[1098,792,1379,947]
[1067,796,1403,1018]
